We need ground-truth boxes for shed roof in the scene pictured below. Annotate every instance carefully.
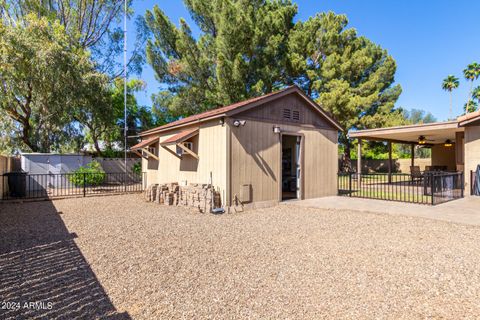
[139,85,342,136]
[130,136,158,150]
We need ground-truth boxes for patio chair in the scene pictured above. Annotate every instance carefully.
[410,166,423,182]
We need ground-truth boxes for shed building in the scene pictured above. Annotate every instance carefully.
[133,85,342,209]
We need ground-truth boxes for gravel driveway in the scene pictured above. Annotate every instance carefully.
[1,194,480,319]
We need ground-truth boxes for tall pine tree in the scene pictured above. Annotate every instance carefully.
[145,1,403,160]
[288,12,403,159]
[145,0,297,118]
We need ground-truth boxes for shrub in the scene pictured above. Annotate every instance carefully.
[69,160,106,187]
[132,161,141,175]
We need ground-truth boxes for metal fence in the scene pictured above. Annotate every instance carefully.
[472,170,479,196]
[338,172,464,205]
[1,172,146,200]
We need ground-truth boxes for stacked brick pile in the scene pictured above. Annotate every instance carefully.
[144,182,221,213]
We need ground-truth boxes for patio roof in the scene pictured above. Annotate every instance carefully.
[458,110,480,126]
[349,120,464,145]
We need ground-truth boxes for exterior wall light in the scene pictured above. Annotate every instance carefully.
[418,135,426,145]
[444,139,453,147]
[273,126,281,134]
[233,119,246,127]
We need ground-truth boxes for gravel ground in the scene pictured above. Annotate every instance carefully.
[2,194,480,319]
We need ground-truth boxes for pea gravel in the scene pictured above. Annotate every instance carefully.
[2,194,480,319]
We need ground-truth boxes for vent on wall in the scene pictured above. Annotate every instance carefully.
[292,110,300,121]
[283,108,291,119]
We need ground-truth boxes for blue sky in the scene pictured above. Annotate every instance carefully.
[126,0,480,121]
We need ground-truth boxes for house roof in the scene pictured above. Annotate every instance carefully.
[458,110,480,126]
[160,128,199,146]
[130,136,158,150]
[139,85,343,136]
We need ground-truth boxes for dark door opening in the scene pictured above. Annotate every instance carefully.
[282,135,301,201]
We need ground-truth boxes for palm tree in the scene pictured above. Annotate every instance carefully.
[472,85,480,102]
[442,75,459,119]
[463,62,480,113]
[464,100,478,113]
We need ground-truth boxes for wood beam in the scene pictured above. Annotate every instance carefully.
[388,141,392,184]
[131,150,145,159]
[177,142,199,160]
[141,147,159,160]
[411,144,415,167]
[357,139,362,183]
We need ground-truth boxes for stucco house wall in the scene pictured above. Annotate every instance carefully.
[431,145,456,171]
[464,125,480,192]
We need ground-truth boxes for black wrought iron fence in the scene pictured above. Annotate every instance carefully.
[1,172,146,200]
[338,171,464,205]
[472,170,479,196]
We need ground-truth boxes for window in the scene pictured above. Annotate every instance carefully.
[148,147,156,155]
[283,108,291,119]
[176,142,194,156]
[143,147,157,159]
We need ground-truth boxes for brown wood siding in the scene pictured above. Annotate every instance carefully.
[236,92,333,129]
[229,119,338,204]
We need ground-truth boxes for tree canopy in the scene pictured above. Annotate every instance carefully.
[0,14,109,152]
[145,0,297,118]
[0,1,155,155]
[1,0,147,77]
[145,1,403,158]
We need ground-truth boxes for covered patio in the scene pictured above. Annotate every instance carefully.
[343,121,466,205]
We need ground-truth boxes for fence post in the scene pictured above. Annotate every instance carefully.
[83,172,86,197]
[461,172,464,198]
[471,170,474,196]
[348,173,352,197]
[430,173,435,205]
[124,172,127,192]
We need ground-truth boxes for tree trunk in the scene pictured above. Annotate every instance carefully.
[449,91,453,120]
[467,81,474,113]
[91,130,103,156]
[94,139,102,156]
[20,121,38,152]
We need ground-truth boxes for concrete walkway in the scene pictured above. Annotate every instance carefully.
[290,196,480,226]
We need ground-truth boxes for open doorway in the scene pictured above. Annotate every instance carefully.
[282,134,301,201]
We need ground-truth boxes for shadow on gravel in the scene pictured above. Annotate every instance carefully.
[0,200,130,320]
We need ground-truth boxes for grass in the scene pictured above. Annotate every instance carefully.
[338,174,431,203]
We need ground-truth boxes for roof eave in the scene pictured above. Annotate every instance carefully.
[139,114,227,137]
[139,85,343,136]
[348,121,460,139]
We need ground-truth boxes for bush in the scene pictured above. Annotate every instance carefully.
[69,161,106,187]
[132,161,141,175]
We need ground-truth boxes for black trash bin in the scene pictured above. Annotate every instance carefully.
[4,171,27,197]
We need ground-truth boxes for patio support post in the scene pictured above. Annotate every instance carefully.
[411,144,415,167]
[357,139,362,184]
[388,141,392,184]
